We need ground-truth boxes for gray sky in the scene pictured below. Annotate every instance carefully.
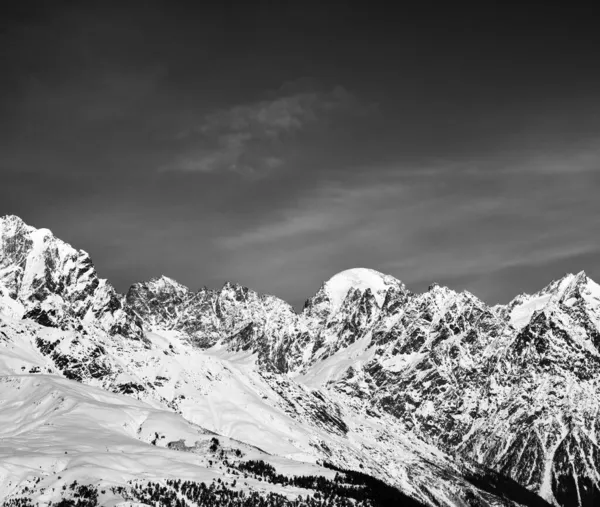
[2,2,600,308]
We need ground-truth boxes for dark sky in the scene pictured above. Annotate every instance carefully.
[2,2,600,308]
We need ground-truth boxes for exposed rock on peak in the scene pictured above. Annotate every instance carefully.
[322,267,405,312]
[0,216,142,339]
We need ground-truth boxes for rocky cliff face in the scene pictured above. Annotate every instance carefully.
[1,215,598,506]
[126,267,408,373]
[0,215,143,339]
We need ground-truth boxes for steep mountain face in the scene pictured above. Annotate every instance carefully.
[327,273,600,507]
[125,268,407,374]
[487,273,600,507]
[126,277,305,371]
[1,215,598,506]
[0,215,142,340]
[299,269,409,369]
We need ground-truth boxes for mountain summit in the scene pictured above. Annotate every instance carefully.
[0,214,143,339]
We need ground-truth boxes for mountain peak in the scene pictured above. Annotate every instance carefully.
[558,270,600,304]
[323,267,403,312]
[0,214,32,238]
[0,214,87,258]
[534,271,595,301]
[569,270,591,288]
[221,280,250,292]
[0,214,25,225]
[152,274,188,289]
[0,214,142,339]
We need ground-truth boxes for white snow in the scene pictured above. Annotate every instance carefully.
[0,290,24,320]
[586,278,600,300]
[0,374,330,505]
[324,267,393,312]
[510,294,552,329]
[295,332,377,387]
[581,276,600,305]
[380,351,427,373]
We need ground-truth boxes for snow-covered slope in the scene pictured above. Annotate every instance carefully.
[0,373,355,506]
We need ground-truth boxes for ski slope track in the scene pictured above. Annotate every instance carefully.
[0,215,594,506]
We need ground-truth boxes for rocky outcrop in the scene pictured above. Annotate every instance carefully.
[0,215,142,339]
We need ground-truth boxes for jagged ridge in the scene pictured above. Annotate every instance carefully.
[2,214,598,506]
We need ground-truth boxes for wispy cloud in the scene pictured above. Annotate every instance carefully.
[166,83,372,175]
[515,142,600,174]
[216,180,404,249]
[212,149,600,305]
[401,138,600,179]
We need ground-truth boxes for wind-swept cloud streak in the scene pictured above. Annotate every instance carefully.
[166,84,372,176]
[213,147,600,307]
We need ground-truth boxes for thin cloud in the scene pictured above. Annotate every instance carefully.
[404,139,600,179]
[167,84,371,175]
[518,143,600,174]
[216,180,404,249]
[212,152,600,305]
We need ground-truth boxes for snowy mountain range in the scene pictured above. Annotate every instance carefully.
[1,214,599,506]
